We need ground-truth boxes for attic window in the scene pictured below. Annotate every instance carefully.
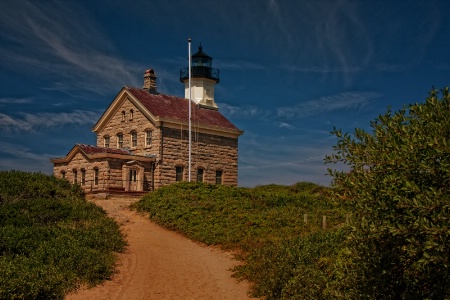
[130,109,134,120]
[121,111,125,121]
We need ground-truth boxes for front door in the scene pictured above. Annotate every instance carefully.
[129,169,138,191]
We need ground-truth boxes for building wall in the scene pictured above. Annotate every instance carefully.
[53,152,109,192]
[155,127,239,188]
[92,96,239,189]
[96,98,159,158]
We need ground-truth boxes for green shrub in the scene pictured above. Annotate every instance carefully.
[325,88,450,299]
[0,171,126,300]
[234,228,347,300]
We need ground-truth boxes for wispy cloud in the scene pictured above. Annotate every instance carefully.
[284,65,361,73]
[0,110,100,132]
[277,91,380,120]
[0,97,33,104]
[0,0,140,95]
[218,103,268,119]
[279,122,295,129]
[217,61,268,71]
[219,90,379,122]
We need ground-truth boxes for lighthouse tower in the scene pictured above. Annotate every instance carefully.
[180,44,220,109]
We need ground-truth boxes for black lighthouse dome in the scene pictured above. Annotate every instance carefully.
[180,44,220,83]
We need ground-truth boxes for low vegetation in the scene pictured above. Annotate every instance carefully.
[0,170,126,300]
[134,181,348,299]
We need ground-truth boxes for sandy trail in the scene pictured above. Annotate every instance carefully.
[66,197,256,300]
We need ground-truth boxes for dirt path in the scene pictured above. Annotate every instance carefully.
[66,197,256,300]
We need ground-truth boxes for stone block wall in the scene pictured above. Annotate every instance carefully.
[53,152,110,192]
[96,98,159,158]
[92,97,239,189]
[155,127,239,188]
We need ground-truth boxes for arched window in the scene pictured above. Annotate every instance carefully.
[129,109,134,120]
[117,133,123,148]
[146,130,152,146]
[81,169,86,186]
[73,169,78,184]
[130,131,137,148]
[94,168,99,185]
[104,135,110,148]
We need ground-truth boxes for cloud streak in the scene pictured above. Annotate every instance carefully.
[0,141,54,173]
[0,0,140,95]
[277,91,380,120]
[0,110,100,132]
[0,97,33,104]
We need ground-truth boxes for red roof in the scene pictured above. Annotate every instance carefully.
[76,144,131,155]
[126,87,240,131]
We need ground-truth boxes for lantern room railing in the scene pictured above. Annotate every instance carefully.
[180,67,220,83]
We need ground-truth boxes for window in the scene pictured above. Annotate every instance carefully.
[61,171,66,179]
[215,170,223,185]
[129,109,134,120]
[104,136,110,148]
[121,111,125,121]
[94,168,99,185]
[73,170,78,184]
[196,168,204,182]
[175,166,183,182]
[81,169,86,186]
[146,130,152,146]
[117,133,123,148]
[131,131,137,148]
[129,169,137,182]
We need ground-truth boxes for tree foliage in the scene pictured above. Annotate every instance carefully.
[325,88,450,299]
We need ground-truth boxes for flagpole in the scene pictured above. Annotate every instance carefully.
[188,38,192,182]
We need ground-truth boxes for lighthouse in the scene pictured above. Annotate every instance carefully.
[180,44,220,109]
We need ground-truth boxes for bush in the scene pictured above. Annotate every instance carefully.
[0,171,126,300]
[325,88,450,299]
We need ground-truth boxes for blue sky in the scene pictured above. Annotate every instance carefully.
[1,0,449,187]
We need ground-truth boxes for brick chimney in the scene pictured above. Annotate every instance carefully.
[143,69,157,94]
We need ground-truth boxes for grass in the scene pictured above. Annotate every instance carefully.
[0,170,127,300]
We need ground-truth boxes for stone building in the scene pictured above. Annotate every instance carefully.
[51,46,243,194]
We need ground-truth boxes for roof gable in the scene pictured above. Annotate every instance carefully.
[50,144,155,164]
[92,86,243,137]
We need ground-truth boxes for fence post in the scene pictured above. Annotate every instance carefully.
[322,215,327,229]
[304,213,308,224]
